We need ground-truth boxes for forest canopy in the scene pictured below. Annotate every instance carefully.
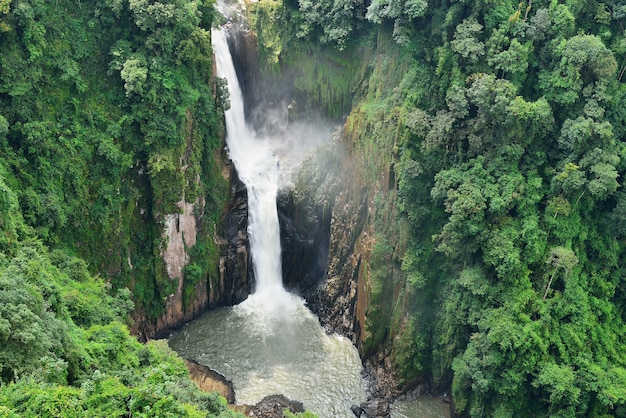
[0,0,239,415]
[1,0,626,415]
[249,0,626,416]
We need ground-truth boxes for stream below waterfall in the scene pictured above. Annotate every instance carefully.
[168,296,367,417]
[168,15,368,417]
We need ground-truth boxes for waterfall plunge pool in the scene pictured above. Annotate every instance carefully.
[168,291,368,417]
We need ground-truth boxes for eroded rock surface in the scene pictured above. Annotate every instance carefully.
[184,358,236,404]
[250,394,305,418]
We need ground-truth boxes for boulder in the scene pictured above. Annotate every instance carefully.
[359,398,390,418]
[250,394,305,418]
[351,404,365,417]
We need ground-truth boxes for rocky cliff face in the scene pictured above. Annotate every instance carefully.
[279,134,370,343]
[280,129,405,398]
[153,198,209,337]
[131,157,252,340]
[217,166,253,306]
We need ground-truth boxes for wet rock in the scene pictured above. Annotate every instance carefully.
[359,398,390,418]
[183,359,236,404]
[250,394,305,418]
[131,158,250,340]
[219,167,253,306]
[351,404,365,417]
[278,187,330,297]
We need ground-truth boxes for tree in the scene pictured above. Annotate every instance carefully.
[120,55,148,97]
[297,0,365,48]
[532,362,580,415]
[543,246,578,301]
[0,273,61,382]
[563,34,618,82]
[0,0,10,32]
[488,38,531,78]
[451,18,486,63]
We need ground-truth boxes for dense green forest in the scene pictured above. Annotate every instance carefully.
[0,0,229,323]
[248,0,626,416]
[0,192,240,415]
[0,0,244,415]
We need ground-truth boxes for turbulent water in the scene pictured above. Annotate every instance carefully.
[390,398,451,418]
[169,21,367,417]
[168,303,367,417]
[170,8,452,418]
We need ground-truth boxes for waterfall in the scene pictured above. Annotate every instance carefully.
[169,12,369,417]
[212,26,294,310]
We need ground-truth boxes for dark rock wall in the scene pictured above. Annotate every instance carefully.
[278,137,370,348]
[278,188,331,298]
[217,165,253,306]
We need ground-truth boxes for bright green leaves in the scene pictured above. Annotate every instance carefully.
[12,0,47,63]
[365,0,427,23]
[457,267,490,297]
[487,38,531,79]
[451,18,486,63]
[129,0,177,32]
[553,146,621,201]
[0,236,238,416]
[583,152,620,200]
[533,363,580,413]
[507,96,553,137]
[176,28,212,66]
[431,156,526,257]
[539,34,617,106]
[563,35,618,81]
[0,260,61,382]
[416,73,555,162]
[297,0,365,48]
[364,0,428,44]
[404,0,428,19]
[0,0,10,33]
[0,340,239,417]
[120,54,148,97]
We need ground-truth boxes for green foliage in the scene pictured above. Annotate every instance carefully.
[0,234,240,416]
[249,0,626,416]
[296,0,366,48]
[451,18,486,63]
[0,0,237,414]
[0,0,228,320]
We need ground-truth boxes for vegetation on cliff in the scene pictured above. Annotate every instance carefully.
[249,0,626,416]
[0,0,229,323]
[0,178,240,415]
[0,0,239,414]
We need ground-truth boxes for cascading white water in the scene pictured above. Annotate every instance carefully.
[170,11,450,418]
[213,28,288,304]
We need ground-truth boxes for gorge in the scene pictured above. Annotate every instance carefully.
[1,0,626,416]
[170,19,368,417]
